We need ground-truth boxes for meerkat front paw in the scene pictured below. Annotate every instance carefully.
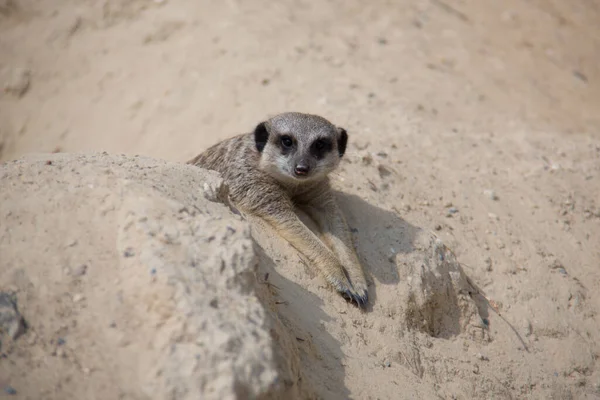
[346,274,369,308]
[202,175,229,203]
[329,268,368,308]
[340,288,368,308]
[342,278,369,308]
[335,258,369,307]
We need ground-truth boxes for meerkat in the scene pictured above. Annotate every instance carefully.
[187,112,368,307]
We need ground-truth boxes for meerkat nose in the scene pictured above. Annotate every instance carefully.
[294,164,310,176]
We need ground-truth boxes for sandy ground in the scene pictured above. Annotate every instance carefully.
[1,0,600,399]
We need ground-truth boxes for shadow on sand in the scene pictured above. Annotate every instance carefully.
[254,246,352,400]
[335,192,419,304]
[251,191,492,397]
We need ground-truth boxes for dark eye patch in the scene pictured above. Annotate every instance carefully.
[279,134,295,154]
[310,138,333,159]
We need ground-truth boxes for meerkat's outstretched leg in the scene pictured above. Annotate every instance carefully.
[238,201,364,303]
[301,191,368,305]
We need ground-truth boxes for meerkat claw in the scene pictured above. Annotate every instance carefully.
[340,289,354,302]
[339,288,369,308]
[355,290,368,308]
[358,290,368,307]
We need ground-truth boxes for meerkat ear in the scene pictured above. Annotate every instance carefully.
[254,122,269,152]
[336,127,348,157]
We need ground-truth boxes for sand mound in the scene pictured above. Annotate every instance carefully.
[0,153,305,399]
[0,153,493,399]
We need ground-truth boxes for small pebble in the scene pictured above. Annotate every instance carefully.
[434,224,442,231]
[444,202,453,208]
[72,293,84,303]
[57,337,66,346]
[377,164,392,178]
[388,248,397,262]
[0,292,25,339]
[3,386,17,395]
[353,141,370,150]
[549,259,563,270]
[484,257,492,271]
[573,70,588,83]
[483,189,499,201]
[72,264,87,277]
[530,334,538,342]
[446,207,458,217]
[523,319,532,336]
[488,213,499,220]
[123,248,135,257]
[475,352,489,361]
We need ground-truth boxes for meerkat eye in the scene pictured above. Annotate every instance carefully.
[315,139,326,150]
[281,135,293,148]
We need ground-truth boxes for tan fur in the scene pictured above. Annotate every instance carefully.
[188,112,368,307]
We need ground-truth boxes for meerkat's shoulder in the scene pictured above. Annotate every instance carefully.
[187,133,254,167]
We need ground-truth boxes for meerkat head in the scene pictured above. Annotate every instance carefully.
[253,112,348,184]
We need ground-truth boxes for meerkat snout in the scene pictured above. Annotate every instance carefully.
[294,161,310,176]
[255,112,348,183]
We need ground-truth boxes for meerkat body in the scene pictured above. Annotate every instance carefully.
[188,112,368,307]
